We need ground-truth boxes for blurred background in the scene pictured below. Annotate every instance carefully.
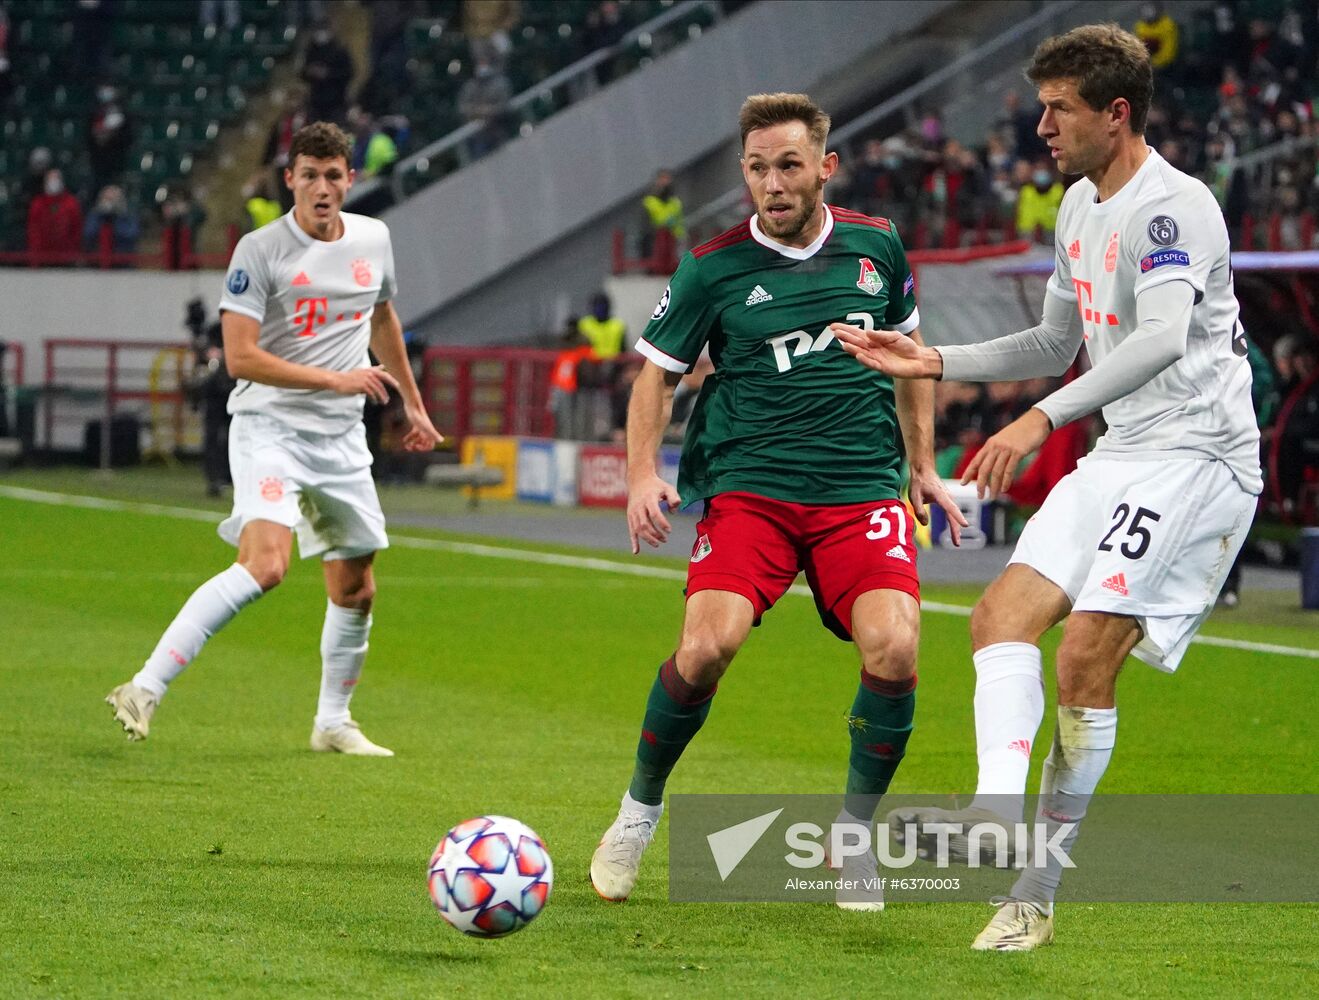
[1,0,1316,599]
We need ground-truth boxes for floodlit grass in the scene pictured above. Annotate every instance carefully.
[2,470,1316,998]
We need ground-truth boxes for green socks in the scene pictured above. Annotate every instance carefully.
[628,656,716,806]
[845,671,917,821]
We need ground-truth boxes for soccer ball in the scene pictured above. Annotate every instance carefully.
[427,815,553,937]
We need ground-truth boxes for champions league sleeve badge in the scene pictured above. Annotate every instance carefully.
[1146,216,1180,247]
[652,285,671,320]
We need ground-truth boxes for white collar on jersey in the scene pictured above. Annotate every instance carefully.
[283,209,351,246]
[1088,146,1161,216]
[749,204,834,260]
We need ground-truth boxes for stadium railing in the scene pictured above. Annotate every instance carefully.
[40,337,194,468]
[0,223,240,270]
[346,0,723,213]
[3,341,25,388]
[421,346,558,445]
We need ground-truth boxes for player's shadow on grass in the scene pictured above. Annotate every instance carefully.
[358,946,485,967]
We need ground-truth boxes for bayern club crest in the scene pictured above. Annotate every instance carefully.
[352,258,373,287]
[428,815,553,938]
[856,257,882,295]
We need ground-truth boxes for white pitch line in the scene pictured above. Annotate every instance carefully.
[3,485,1316,660]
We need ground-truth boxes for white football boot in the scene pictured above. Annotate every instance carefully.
[971,897,1055,951]
[590,803,661,901]
[834,848,885,912]
[885,804,1020,868]
[310,720,394,756]
[106,682,158,741]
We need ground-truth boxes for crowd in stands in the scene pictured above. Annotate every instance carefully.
[5,0,665,261]
[804,1,1319,255]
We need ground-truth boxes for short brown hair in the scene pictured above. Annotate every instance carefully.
[1026,24,1153,134]
[738,93,831,151]
[288,121,353,167]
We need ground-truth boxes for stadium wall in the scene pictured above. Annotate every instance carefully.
[1,269,220,364]
[386,0,957,330]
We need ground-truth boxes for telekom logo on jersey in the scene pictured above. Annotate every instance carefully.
[1070,278,1119,339]
[292,297,367,337]
[294,297,329,338]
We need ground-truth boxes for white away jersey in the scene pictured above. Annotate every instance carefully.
[1047,149,1261,494]
[218,211,397,434]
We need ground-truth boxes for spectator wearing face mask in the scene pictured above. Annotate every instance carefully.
[88,84,135,197]
[1015,161,1065,242]
[27,169,83,264]
[463,0,520,67]
[83,184,141,259]
[18,147,53,221]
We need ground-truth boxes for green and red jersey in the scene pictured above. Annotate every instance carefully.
[636,206,919,506]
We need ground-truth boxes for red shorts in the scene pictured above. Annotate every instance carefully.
[685,491,920,641]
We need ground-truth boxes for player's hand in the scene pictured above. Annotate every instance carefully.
[830,322,939,379]
[909,463,968,547]
[627,474,681,555]
[401,402,444,452]
[331,365,400,404]
[962,408,1052,499]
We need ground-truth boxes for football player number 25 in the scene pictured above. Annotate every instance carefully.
[1097,503,1161,559]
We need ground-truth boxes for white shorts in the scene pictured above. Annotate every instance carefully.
[219,413,388,561]
[1010,454,1255,672]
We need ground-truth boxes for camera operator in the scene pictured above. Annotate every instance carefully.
[183,298,234,497]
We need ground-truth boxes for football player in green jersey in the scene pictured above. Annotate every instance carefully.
[590,93,966,910]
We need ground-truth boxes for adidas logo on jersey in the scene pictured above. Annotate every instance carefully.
[1101,572,1129,597]
[292,271,312,286]
[745,285,773,306]
[885,545,910,563]
[1067,240,1081,260]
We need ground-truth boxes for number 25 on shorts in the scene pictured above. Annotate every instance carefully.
[1097,503,1162,559]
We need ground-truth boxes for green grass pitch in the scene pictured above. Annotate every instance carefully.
[2,471,1317,998]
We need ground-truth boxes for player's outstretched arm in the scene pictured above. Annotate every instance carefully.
[831,322,945,379]
[368,301,443,452]
[893,328,967,545]
[626,361,683,554]
[965,282,1196,497]
[222,311,400,402]
[932,290,1082,384]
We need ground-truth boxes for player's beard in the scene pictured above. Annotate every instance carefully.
[758,176,824,243]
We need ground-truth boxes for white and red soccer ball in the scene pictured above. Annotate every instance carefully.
[428,816,553,937]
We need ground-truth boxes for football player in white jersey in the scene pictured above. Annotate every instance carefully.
[107,123,442,754]
[833,25,1259,950]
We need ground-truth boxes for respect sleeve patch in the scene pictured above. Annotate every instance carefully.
[1140,249,1190,272]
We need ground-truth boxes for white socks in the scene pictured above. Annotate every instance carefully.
[1011,705,1117,908]
[314,600,372,731]
[621,791,663,822]
[133,564,264,697]
[969,642,1045,822]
